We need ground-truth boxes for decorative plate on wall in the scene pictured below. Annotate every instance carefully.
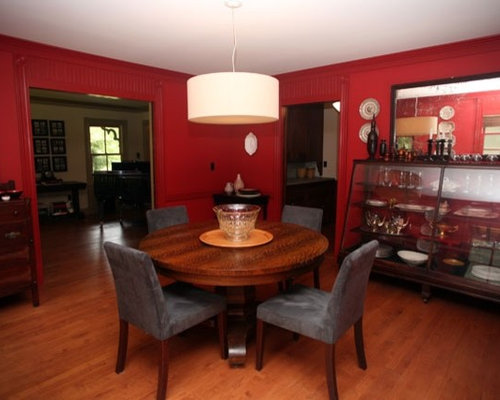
[439,105,455,120]
[359,122,379,143]
[244,132,258,155]
[359,98,380,120]
[438,121,455,134]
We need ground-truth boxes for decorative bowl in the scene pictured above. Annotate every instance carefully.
[213,204,261,242]
[397,250,428,266]
[375,244,392,258]
[5,190,22,199]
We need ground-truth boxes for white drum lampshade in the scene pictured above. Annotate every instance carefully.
[187,72,279,125]
[395,116,438,138]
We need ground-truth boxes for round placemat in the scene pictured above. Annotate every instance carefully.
[199,229,273,248]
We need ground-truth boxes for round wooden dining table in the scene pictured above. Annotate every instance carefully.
[139,220,329,366]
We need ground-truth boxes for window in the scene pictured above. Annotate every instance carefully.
[483,116,500,154]
[88,124,122,172]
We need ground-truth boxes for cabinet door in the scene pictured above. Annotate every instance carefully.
[433,166,500,286]
[342,162,442,258]
[285,103,324,169]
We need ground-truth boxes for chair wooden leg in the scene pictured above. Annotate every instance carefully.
[116,319,128,373]
[313,267,320,289]
[255,319,265,370]
[157,339,169,400]
[217,311,228,359]
[325,343,339,400]
[354,317,367,370]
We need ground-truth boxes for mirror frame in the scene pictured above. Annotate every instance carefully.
[390,71,500,152]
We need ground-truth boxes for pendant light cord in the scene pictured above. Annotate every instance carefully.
[231,6,237,72]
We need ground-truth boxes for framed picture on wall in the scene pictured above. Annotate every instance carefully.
[50,138,66,154]
[33,138,50,154]
[49,120,65,136]
[34,156,51,173]
[52,156,67,172]
[32,119,48,136]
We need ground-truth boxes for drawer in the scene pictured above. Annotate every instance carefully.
[0,246,30,265]
[0,222,31,250]
[0,199,30,222]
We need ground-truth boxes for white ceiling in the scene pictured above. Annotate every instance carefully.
[0,0,499,76]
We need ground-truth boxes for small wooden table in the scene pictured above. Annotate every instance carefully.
[139,220,329,366]
[36,181,87,217]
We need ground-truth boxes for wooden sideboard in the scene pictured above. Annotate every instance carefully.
[0,198,39,306]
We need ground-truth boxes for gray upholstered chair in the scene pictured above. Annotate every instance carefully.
[255,240,379,400]
[146,205,189,233]
[281,204,324,288]
[103,241,227,400]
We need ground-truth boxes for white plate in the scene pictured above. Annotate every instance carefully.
[359,98,380,120]
[438,121,455,134]
[439,105,455,120]
[359,122,379,143]
[471,265,500,282]
[454,207,498,219]
[395,204,434,213]
[366,199,387,207]
[236,193,261,198]
[244,132,258,156]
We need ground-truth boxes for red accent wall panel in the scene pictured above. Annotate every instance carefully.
[0,51,23,185]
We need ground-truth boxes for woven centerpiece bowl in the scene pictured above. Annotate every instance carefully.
[213,204,261,241]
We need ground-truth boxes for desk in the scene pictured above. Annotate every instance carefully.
[213,193,270,220]
[37,181,87,217]
[139,220,329,365]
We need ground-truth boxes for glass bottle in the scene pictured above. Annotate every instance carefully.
[379,139,387,159]
[366,115,378,160]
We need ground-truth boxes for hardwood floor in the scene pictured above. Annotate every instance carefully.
[0,216,499,399]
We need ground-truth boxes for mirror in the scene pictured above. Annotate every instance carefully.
[390,73,500,156]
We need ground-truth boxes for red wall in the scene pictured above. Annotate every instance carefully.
[0,34,499,285]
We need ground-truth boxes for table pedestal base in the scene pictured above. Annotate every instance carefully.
[217,286,256,367]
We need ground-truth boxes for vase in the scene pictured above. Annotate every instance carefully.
[379,139,387,159]
[234,173,244,193]
[224,182,234,195]
[367,115,378,160]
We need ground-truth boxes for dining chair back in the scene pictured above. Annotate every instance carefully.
[103,241,227,400]
[281,204,323,232]
[255,240,379,400]
[281,204,324,288]
[146,205,189,233]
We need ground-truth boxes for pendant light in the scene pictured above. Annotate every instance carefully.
[187,1,279,125]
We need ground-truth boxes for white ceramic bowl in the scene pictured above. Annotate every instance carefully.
[397,250,428,266]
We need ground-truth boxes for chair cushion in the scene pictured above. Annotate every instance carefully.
[257,284,335,343]
[162,282,226,338]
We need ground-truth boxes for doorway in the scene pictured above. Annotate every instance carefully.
[29,88,152,222]
[283,101,340,240]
